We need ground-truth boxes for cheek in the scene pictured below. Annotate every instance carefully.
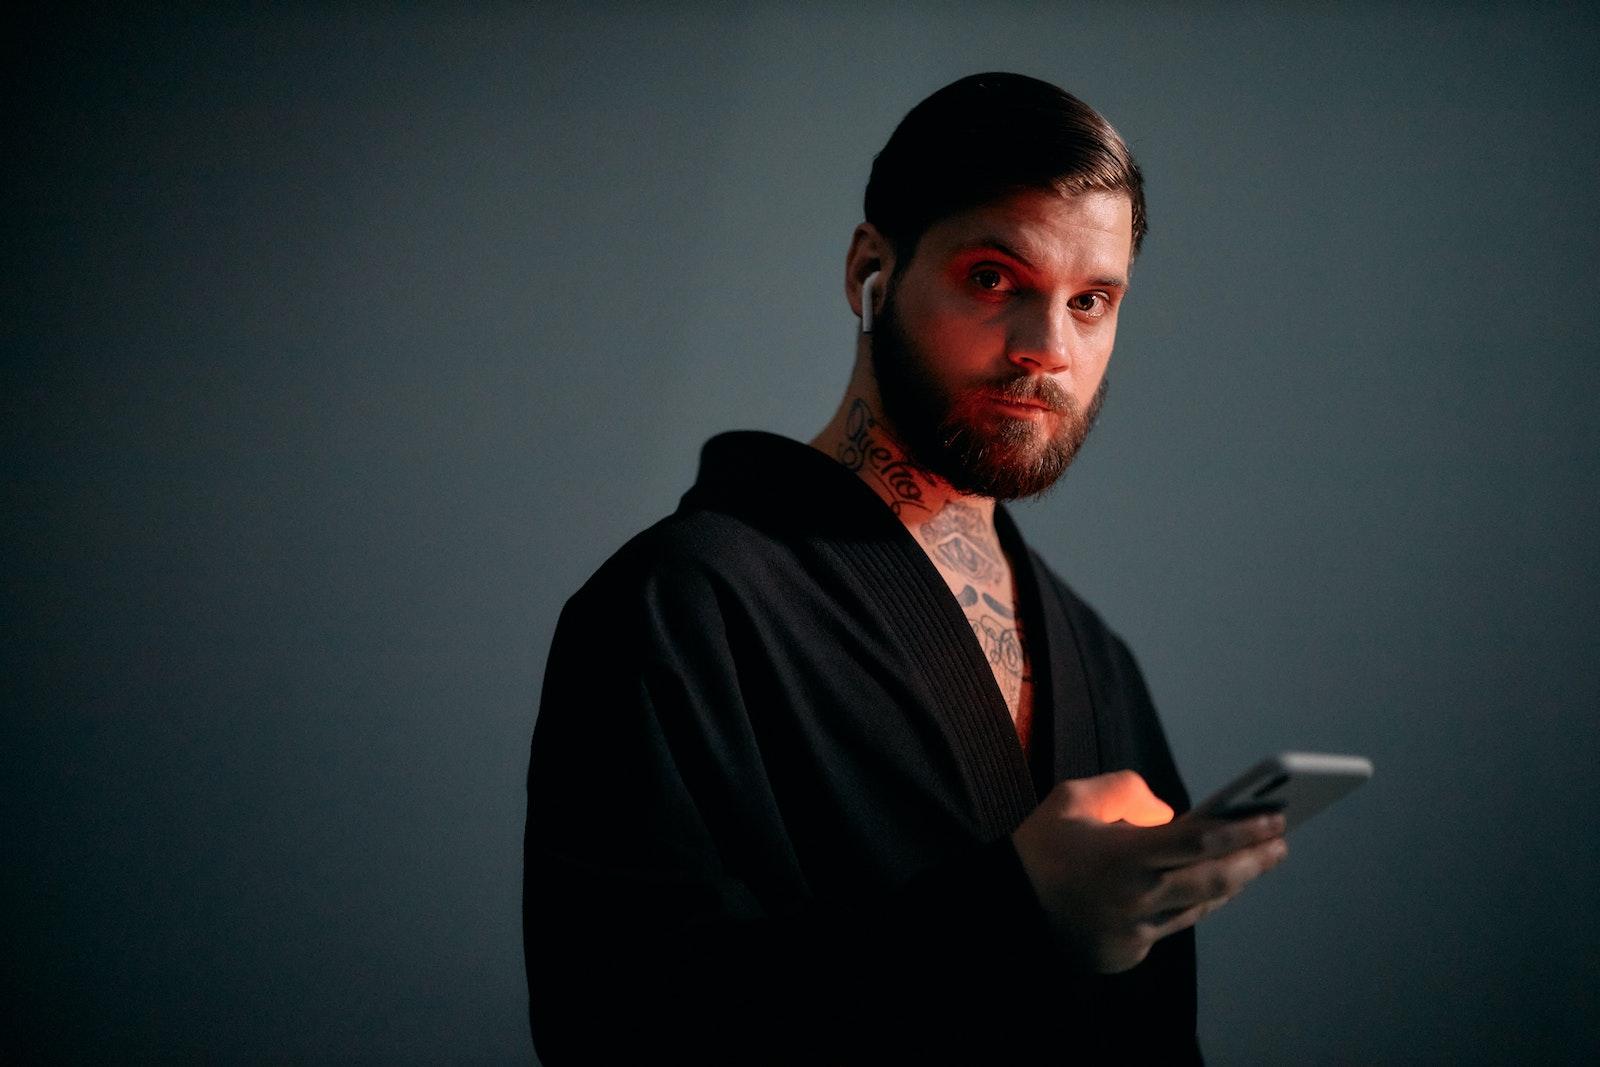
[1077,325,1117,377]
[916,306,1006,368]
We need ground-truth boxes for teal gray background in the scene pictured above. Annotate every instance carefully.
[6,3,1596,1062]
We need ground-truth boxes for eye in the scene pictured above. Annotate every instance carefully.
[969,266,1014,294]
[1069,292,1112,318]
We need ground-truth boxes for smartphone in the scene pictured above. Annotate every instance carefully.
[1189,751,1372,832]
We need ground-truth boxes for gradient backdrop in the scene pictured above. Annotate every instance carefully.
[6,3,1597,1063]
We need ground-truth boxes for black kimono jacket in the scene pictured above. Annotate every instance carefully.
[524,431,1200,1065]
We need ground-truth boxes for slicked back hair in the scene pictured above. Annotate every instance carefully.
[864,72,1147,267]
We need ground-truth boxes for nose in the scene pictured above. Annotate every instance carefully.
[1006,294,1074,375]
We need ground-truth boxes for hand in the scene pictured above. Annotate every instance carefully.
[1011,770,1288,973]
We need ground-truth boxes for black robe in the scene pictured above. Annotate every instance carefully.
[524,431,1200,1065]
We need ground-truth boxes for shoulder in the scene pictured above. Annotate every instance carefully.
[561,506,793,630]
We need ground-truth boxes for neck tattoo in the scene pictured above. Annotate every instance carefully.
[835,398,938,518]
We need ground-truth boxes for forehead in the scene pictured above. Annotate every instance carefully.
[914,188,1134,279]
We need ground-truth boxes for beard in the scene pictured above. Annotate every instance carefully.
[869,281,1107,501]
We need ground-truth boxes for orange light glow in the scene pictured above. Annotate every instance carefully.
[1089,775,1174,827]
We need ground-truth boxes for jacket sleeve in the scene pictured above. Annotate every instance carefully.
[522,551,1064,1064]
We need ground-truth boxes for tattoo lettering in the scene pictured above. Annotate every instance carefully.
[837,399,932,516]
[969,614,1028,680]
[834,398,878,472]
[961,593,1032,722]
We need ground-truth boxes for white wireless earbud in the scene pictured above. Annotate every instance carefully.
[860,270,881,334]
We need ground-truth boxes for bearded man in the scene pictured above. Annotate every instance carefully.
[523,72,1287,1065]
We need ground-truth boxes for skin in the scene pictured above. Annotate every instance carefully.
[811,187,1288,973]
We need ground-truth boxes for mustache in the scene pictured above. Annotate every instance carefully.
[981,374,1075,415]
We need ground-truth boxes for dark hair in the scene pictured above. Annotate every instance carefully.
[864,72,1146,264]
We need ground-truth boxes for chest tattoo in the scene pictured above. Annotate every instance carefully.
[955,584,1034,733]
[914,503,1035,747]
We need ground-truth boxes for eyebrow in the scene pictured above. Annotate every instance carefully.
[961,235,1129,290]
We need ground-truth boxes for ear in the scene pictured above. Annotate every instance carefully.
[844,223,895,326]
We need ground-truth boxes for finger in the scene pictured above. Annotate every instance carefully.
[1140,837,1288,915]
[1064,770,1175,827]
[1153,837,1287,914]
[1105,773,1175,827]
[1136,811,1286,869]
[1194,813,1288,860]
[1138,895,1224,943]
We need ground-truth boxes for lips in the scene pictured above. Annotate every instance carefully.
[988,394,1055,415]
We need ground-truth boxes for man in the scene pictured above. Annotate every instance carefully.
[523,73,1287,1064]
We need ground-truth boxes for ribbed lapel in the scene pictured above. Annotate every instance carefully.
[996,508,1107,788]
[815,523,1038,842]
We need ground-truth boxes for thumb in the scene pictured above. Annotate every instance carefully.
[1065,770,1175,827]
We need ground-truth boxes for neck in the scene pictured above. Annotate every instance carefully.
[809,344,998,538]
